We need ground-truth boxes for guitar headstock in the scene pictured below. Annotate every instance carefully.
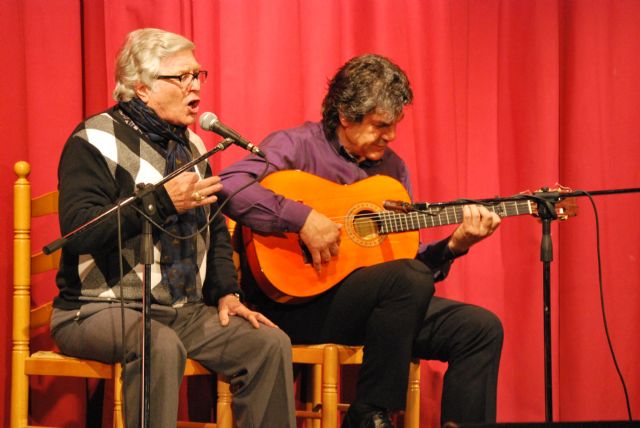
[527,184,578,221]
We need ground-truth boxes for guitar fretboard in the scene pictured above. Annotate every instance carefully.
[377,200,533,234]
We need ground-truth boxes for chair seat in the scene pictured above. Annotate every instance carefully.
[25,351,114,379]
[291,343,364,362]
[25,351,213,379]
[336,345,364,364]
[184,358,213,376]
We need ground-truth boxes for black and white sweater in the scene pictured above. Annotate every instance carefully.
[54,106,240,310]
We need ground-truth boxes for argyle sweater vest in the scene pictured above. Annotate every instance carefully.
[56,109,211,307]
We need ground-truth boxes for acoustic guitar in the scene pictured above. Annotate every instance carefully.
[242,170,576,303]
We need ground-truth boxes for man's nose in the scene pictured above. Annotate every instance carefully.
[381,125,396,142]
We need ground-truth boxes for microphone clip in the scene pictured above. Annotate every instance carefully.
[383,200,416,213]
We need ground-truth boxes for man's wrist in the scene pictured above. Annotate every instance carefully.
[219,292,242,302]
[446,238,468,260]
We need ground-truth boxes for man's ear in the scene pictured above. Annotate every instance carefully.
[338,111,350,128]
[135,82,150,103]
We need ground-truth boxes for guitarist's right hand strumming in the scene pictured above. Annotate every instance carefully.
[299,209,342,273]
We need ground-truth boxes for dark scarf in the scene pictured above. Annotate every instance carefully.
[118,97,205,305]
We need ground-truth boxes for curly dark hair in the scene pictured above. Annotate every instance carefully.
[321,54,413,141]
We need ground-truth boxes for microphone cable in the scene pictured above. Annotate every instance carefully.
[575,190,633,420]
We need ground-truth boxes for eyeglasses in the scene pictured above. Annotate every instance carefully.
[156,70,208,87]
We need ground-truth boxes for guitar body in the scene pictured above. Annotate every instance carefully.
[244,170,419,303]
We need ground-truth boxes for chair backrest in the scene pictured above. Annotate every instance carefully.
[11,161,61,426]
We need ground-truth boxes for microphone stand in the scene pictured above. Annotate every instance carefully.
[410,186,640,422]
[44,138,233,428]
[534,192,557,422]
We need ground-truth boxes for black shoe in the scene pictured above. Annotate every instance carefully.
[341,404,394,428]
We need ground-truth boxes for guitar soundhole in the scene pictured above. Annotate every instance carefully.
[346,203,386,248]
[353,211,379,239]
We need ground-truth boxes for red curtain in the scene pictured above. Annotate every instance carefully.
[2,0,639,426]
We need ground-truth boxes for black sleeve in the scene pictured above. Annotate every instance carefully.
[417,236,468,282]
[57,135,176,255]
[202,208,242,305]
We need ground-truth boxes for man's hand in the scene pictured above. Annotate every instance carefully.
[164,172,223,213]
[299,209,342,272]
[448,205,501,255]
[217,293,277,329]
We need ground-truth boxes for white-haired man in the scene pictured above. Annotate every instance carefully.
[50,28,296,428]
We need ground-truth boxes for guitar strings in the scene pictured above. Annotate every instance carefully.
[323,200,531,224]
[324,209,458,224]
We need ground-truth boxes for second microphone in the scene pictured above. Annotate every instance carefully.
[199,112,266,158]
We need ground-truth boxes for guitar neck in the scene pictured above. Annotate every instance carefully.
[378,199,533,234]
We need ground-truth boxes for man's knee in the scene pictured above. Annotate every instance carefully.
[247,325,292,360]
[151,326,187,367]
[467,307,504,351]
[385,259,435,299]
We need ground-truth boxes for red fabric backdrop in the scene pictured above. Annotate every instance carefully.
[2,0,639,426]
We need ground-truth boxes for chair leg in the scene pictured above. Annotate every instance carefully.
[310,364,322,428]
[113,364,124,428]
[404,360,421,428]
[216,375,234,428]
[321,345,339,428]
[10,356,28,428]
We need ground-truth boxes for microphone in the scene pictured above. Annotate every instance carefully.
[199,112,265,158]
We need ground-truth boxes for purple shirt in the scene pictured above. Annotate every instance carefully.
[220,121,458,278]
[220,122,410,230]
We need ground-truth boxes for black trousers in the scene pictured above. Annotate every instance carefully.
[253,258,503,424]
[414,295,503,424]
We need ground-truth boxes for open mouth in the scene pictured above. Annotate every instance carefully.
[188,99,200,110]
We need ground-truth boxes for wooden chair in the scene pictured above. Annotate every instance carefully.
[291,345,420,428]
[10,161,233,428]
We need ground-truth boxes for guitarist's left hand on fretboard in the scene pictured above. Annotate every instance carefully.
[448,204,502,255]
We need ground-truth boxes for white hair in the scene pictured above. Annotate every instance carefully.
[113,28,195,102]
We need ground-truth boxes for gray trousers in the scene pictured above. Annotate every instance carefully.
[51,302,296,428]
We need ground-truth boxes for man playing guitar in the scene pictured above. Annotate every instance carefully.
[220,54,502,428]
